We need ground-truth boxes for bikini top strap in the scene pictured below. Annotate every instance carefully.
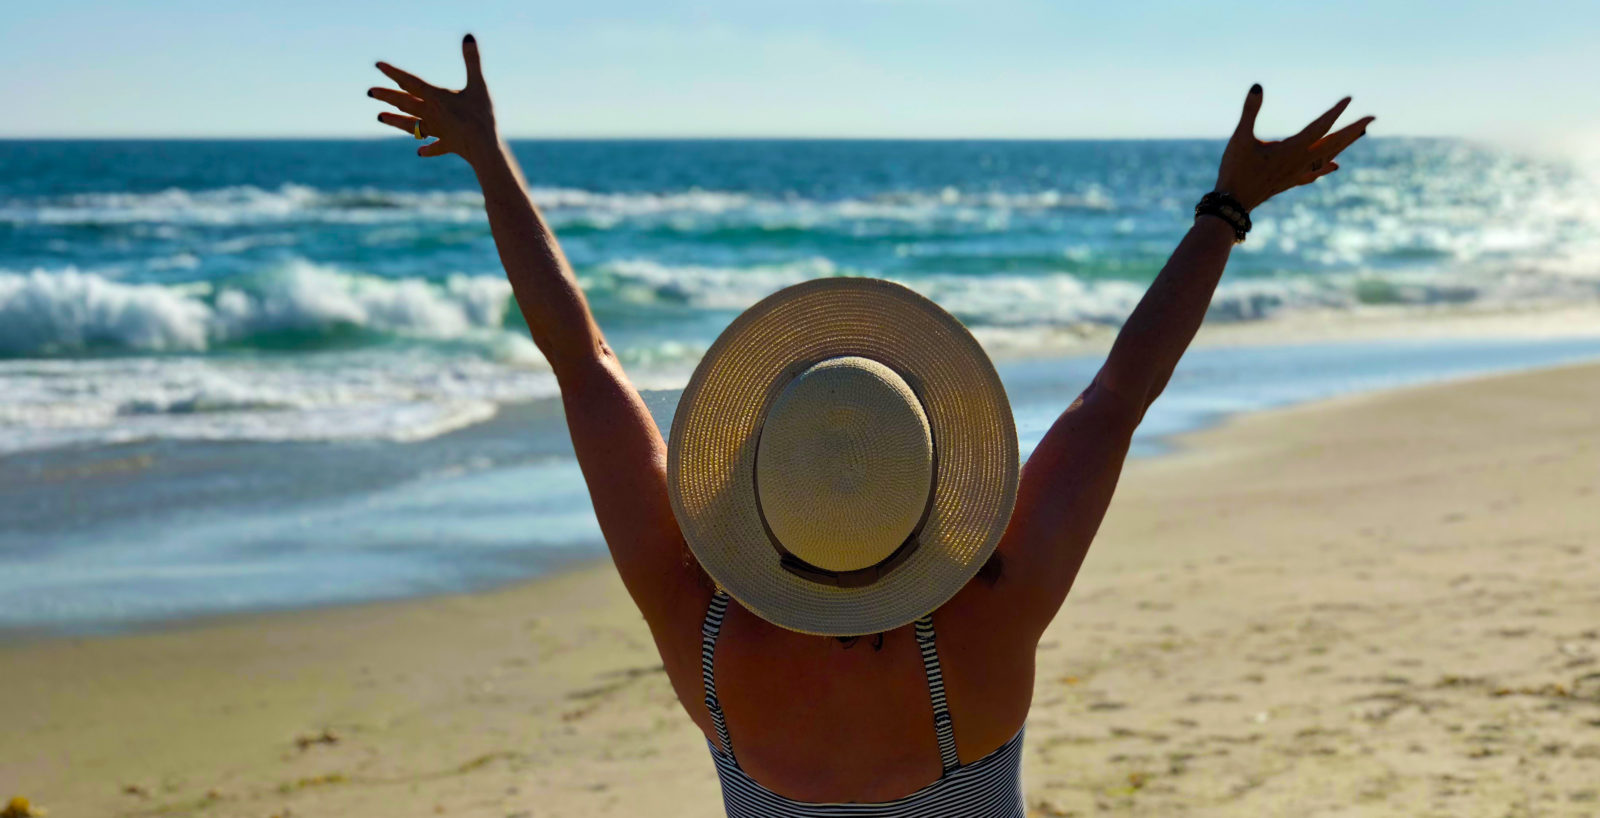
[701,588,736,761]
[705,591,957,773]
[913,614,961,774]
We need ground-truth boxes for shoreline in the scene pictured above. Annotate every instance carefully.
[3,352,1595,649]
[7,315,1600,638]
[0,346,1576,648]
[6,345,1597,648]
[4,359,1599,815]
[977,301,1600,362]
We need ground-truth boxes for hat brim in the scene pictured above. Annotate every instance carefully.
[667,278,1019,636]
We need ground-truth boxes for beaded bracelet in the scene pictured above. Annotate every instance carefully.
[1194,191,1251,243]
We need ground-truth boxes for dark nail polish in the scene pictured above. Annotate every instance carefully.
[1250,83,1262,95]
[366,89,374,98]
[464,34,476,44]
[376,114,384,122]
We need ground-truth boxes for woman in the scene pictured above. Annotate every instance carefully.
[369,36,1373,816]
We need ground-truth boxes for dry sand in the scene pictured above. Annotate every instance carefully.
[3,362,1599,817]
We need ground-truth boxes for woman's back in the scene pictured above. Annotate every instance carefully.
[700,585,1036,809]
[680,575,1036,804]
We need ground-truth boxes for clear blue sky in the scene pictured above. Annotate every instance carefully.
[6,0,1598,142]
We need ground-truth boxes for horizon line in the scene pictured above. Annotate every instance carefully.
[0,132,1444,142]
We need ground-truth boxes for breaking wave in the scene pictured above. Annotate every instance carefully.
[0,261,526,357]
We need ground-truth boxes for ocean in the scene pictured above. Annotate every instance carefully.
[4,138,1600,632]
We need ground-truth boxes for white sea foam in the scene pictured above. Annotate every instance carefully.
[211,261,519,345]
[7,171,1596,276]
[0,262,550,452]
[0,262,525,357]
[0,352,557,454]
[0,184,1117,232]
[584,257,842,310]
[583,258,1600,331]
[0,268,214,354]
[0,185,483,227]
[5,258,1599,453]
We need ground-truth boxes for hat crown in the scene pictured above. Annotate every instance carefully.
[755,356,933,574]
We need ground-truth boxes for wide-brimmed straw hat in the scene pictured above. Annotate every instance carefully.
[667,278,1019,636]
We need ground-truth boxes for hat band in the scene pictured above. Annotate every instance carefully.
[750,364,940,589]
[762,466,938,587]
[774,519,924,587]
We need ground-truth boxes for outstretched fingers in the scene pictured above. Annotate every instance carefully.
[375,61,439,98]
[461,34,484,89]
[1288,97,1352,147]
[1311,116,1376,161]
[1236,83,1263,139]
[368,87,425,116]
[417,140,454,158]
[376,112,421,135]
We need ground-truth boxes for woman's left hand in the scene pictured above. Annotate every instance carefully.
[1214,85,1375,212]
[368,34,499,165]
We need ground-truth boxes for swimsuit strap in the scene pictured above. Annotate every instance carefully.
[701,591,961,775]
[913,614,961,774]
[701,588,736,761]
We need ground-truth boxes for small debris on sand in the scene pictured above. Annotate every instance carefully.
[1,797,44,818]
[294,727,341,751]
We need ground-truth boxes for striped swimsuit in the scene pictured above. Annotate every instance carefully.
[701,590,1027,817]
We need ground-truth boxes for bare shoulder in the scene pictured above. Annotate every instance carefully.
[634,549,721,732]
[929,571,1039,755]
[635,544,717,654]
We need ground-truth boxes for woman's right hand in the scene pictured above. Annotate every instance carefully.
[1214,85,1374,212]
[369,34,500,167]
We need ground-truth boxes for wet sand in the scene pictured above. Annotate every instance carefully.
[3,361,1600,817]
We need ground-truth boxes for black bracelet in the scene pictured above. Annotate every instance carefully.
[1194,191,1251,243]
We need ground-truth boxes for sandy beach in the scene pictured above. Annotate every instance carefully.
[4,359,1599,817]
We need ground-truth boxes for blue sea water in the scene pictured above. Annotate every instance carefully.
[3,138,1598,452]
[3,138,1600,633]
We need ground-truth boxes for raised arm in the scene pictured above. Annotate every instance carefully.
[997,86,1375,634]
[367,37,702,630]
[1098,88,1371,413]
